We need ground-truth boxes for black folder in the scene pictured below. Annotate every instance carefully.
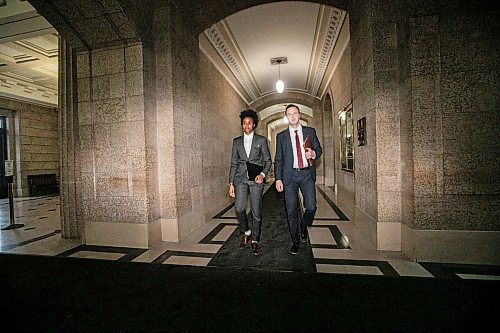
[246,162,263,181]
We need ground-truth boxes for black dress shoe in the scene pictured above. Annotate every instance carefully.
[300,226,308,242]
[290,242,300,255]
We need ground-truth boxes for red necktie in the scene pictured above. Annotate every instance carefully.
[295,130,304,169]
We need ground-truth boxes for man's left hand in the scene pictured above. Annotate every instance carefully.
[305,148,315,160]
[254,174,263,184]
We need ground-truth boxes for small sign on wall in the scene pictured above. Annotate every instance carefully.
[5,160,14,176]
[357,117,366,146]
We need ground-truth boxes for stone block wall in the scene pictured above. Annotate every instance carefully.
[406,1,500,232]
[199,53,246,219]
[77,44,149,225]
[0,97,59,197]
[330,39,353,194]
[169,3,205,239]
[372,1,403,250]
[350,0,377,219]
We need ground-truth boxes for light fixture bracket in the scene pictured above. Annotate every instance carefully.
[270,57,288,65]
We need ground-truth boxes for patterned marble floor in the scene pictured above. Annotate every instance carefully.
[1,187,499,281]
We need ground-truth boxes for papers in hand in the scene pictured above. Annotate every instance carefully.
[246,162,263,181]
[303,135,313,166]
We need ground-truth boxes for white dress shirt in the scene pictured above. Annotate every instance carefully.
[288,125,307,168]
[243,132,253,158]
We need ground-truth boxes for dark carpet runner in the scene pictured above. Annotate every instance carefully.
[209,183,316,272]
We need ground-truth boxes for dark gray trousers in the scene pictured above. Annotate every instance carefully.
[234,179,264,242]
[284,169,317,243]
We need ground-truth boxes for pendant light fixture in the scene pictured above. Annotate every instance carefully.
[271,57,287,94]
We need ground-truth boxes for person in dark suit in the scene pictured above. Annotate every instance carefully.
[274,104,323,254]
[229,109,272,255]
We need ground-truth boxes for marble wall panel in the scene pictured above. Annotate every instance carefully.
[442,111,498,155]
[126,95,145,122]
[78,149,95,173]
[82,196,148,223]
[77,52,90,78]
[93,123,117,149]
[408,17,439,77]
[110,73,126,98]
[414,194,500,231]
[443,154,498,195]
[125,44,144,71]
[413,158,437,195]
[441,71,497,115]
[126,121,146,148]
[91,47,125,76]
[77,77,91,102]
[95,147,128,174]
[96,172,129,196]
[93,98,126,123]
[77,101,93,126]
[407,1,499,233]
[126,70,144,97]
[410,75,440,115]
[78,125,94,150]
[199,53,245,219]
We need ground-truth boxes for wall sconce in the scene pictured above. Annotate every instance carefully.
[271,57,287,94]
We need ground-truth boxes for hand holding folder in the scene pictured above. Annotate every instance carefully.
[303,135,313,166]
[246,162,263,181]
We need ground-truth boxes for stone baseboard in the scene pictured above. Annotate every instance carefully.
[84,221,158,249]
[377,222,402,251]
[402,224,500,265]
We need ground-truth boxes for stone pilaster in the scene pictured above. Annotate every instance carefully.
[372,1,403,251]
[76,43,152,248]
[152,1,204,241]
[59,37,82,239]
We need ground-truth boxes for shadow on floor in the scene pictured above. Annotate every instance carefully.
[1,253,498,332]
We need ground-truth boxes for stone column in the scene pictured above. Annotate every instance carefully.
[322,94,335,187]
[59,37,83,239]
[350,0,379,243]
[75,42,153,248]
[350,0,403,251]
[152,1,204,241]
[372,1,403,251]
[311,99,325,185]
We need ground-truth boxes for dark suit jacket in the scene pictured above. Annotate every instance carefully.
[229,133,272,186]
[274,126,322,186]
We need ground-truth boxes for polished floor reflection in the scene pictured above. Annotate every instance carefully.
[1,187,499,280]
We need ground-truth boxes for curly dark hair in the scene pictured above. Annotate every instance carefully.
[239,109,259,128]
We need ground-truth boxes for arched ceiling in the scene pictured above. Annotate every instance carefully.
[0,0,349,108]
[200,1,349,104]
